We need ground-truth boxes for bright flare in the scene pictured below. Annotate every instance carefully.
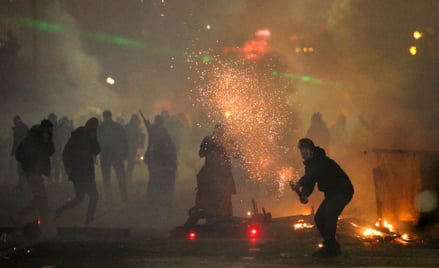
[413,31,423,40]
[409,46,417,56]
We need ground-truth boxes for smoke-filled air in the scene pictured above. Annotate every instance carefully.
[1,0,438,232]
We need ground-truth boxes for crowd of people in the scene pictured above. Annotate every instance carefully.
[4,109,356,258]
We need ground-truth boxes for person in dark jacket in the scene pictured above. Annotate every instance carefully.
[97,110,128,201]
[54,118,100,224]
[142,114,177,225]
[295,138,354,258]
[12,119,55,226]
[10,115,28,190]
[184,124,236,228]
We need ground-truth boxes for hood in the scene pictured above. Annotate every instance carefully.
[313,146,326,158]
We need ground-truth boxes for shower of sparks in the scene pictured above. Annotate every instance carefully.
[188,52,297,194]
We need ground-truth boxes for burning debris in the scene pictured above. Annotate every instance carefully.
[292,219,314,231]
[348,218,420,244]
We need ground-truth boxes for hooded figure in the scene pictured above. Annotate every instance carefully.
[296,138,354,258]
[55,117,100,224]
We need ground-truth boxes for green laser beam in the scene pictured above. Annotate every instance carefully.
[272,70,340,86]
[7,16,175,54]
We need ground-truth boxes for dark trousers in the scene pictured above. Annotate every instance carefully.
[314,194,352,248]
[16,172,51,225]
[125,155,136,182]
[146,164,176,223]
[100,155,127,201]
[55,181,98,223]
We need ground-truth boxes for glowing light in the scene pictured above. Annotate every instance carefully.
[413,31,423,40]
[140,156,144,161]
[309,47,314,52]
[293,220,314,230]
[223,29,272,61]
[37,219,41,225]
[206,24,211,30]
[255,29,271,38]
[188,53,297,193]
[248,226,260,239]
[16,17,176,54]
[202,54,211,63]
[295,47,301,53]
[409,46,417,56]
[303,48,308,52]
[363,228,383,236]
[375,219,393,232]
[418,190,438,212]
[187,231,197,240]
[247,211,252,216]
[106,77,115,85]
[318,243,323,248]
[188,53,298,193]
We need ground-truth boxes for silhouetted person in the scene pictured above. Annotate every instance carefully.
[143,114,177,224]
[47,113,63,184]
[56,116,74,181]
[295,138,354,258]
[97,110,128,201]
[12,119,55,228]
[55,118,100,224]
[329,114,348,157]
[10,115,28,190]
[184,124,236,228]
[124,114,144,182]
[306,112,330,152]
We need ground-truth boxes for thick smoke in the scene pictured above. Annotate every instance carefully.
[1,0,438,226]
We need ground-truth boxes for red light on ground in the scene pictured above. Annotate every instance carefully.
[248,226,260,238]
[187,231,197,240]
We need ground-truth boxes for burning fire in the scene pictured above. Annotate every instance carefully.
[293,219,314,231]
[350,219,418,244]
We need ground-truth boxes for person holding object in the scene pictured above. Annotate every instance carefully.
[295,138,354,258]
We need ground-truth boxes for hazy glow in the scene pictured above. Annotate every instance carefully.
[413,31,423,40]
[409,46,417,56]
[188,53,296,192]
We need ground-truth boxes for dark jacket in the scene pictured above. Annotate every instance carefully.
[63,127,100,182]
[15,125,55,176]
[97,120,127,160]
[10,121,28,156]
[144,121,176,169]
[299,147,354,198]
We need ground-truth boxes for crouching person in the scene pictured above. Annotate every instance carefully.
[295,138,354,258]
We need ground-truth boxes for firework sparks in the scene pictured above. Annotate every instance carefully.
[188,52,297,193]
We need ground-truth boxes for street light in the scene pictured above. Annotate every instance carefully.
[413,31,423,40]
[409,46,417,56]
